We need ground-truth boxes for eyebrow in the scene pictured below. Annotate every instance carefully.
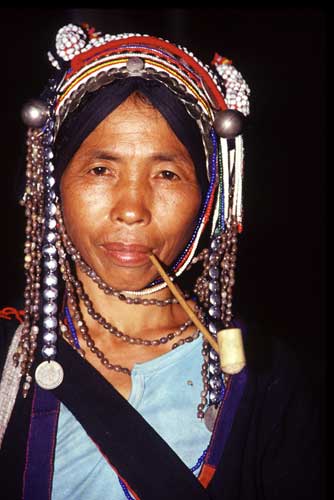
[86,149,191,164]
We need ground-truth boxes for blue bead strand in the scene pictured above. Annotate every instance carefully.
[64,305,80,349]
[190,446,208,473]
[118,477,136,500]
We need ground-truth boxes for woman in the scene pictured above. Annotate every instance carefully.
[0,23,322,499]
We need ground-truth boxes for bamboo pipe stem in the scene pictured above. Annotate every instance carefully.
[149,253,219,352]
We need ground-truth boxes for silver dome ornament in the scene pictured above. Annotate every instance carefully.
[126,56,145,74]
[21,99,49,128]
[213,109,244,139]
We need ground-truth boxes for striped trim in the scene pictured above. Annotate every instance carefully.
[56,53,212,118]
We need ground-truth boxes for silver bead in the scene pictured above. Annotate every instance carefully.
[43,316,57,330]
[45,148,54,160]
[209,267,219,279]
[48,218,57,230]
[41,344,57,360]
[209,280,220,293]
[213,109,244,139]
[208,321,218,334]
[209,375,222,391]
[43,286,58,300]
[209,306,220,319]
[43,331,57,344]
[209,349,219,362]
[43,302,58,315]
[209,293,221,306]
[21,99,49,128]
[46,232,56,243]
[42,244,57,257]
[44,274,58,287]
[209,392,220,404]
[47,202,57,215]
[209,363,222,375]
[47,176,56,188]
[44,259,57,271]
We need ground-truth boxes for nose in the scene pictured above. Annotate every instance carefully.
[109,185,151,226]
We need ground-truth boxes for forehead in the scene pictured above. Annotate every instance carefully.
[72,96,194,160]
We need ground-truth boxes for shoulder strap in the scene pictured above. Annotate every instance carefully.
[22,385,60,500]
[52,337,210,500]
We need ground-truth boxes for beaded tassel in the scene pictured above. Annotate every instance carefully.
[13,129,45,397]
[40,107,60,364]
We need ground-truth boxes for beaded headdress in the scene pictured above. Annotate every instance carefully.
[17,23,250,418]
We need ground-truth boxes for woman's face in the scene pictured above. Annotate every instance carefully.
[60,94,202,291]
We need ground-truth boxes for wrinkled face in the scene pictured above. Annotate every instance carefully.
[60,94,202,291]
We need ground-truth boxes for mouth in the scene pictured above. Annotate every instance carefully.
[100,242,152,267]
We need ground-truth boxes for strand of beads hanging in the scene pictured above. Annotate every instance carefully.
[194,234,223,408]
[203,220,238,426]
[13,123,48,396]
[206,233,225,407]
[60,300,201,377]
[57,247,201,374]
[15,80,63,396]
[55,206,186,306]
[34,85,65,391]
[71,272,193,347]
[197,339,210,419]
[192,222,237,421]
[64,305,80,349]
[56,238,131,374]
[56,237,193,348]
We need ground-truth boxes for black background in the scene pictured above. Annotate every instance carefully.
[0,7,326,375]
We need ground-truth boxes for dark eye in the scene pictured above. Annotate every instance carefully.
[159,170,179,181]
[90,166,109,176]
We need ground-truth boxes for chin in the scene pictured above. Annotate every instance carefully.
[99,268,158,293]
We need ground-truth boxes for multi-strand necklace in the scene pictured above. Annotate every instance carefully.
[55,205,228,421]
[56,213,202,376]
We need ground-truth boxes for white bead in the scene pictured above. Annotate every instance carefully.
[43,287,58,300]
[43,316,57,329]
[43,302,57,315]
[43,331,57,343]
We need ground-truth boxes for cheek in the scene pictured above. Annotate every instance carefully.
[60,183,103,243]
[156,188,201,246]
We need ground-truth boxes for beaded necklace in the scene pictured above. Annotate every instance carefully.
[62,304,201,375]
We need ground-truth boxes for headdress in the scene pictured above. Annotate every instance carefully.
[17,23,250,422]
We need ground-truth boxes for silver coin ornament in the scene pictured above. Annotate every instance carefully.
[204,404,220,432]
[126,56,145,74]
[21,99,49,128]
[213,109,244,139]
[35,360,64,390]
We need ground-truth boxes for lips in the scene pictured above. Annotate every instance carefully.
[100,242,152,266]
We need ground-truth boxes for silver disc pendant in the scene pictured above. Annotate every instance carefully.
[204,404,220,432]
[35,360,64,390]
